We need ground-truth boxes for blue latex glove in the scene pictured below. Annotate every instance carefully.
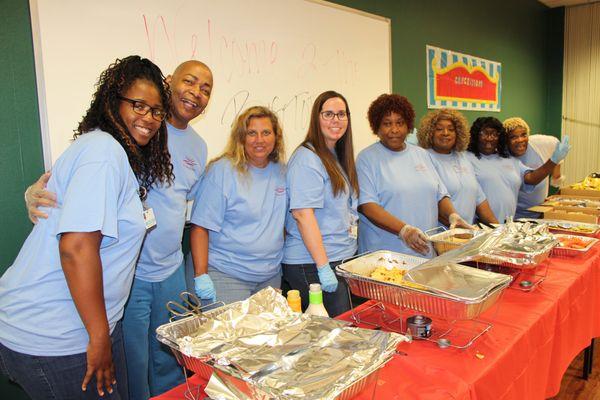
[316,263,338,293]
[194,274,216,302]
[550,135,570,164]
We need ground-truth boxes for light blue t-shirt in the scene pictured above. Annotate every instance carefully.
[515,146,547,219]
[466,152,533,223]
[191,158,286,282]
[0,130,145,356]
[427,149,486,224]
[135,123,207,282]
[356,142,449,257]
[283,146,358,264]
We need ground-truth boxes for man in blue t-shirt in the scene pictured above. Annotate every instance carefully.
[24,60,213,398]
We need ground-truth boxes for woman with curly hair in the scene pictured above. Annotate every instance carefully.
[189,106,286,305]
[466,116,570,222]
[23,60,214,398]
[282,91,358,316]
[0,55,172,399]
[418,109,497,225]
[356,94,471,257]
[503,117,565,218]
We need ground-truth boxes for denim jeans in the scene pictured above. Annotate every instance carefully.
[209,267,282,305]
[281,261,350,317]
[122,264,186,399]
[0,322,127,400]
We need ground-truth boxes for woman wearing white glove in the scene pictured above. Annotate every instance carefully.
[417,109,498,226]
[356,94,470,258]
[282,91,359,317]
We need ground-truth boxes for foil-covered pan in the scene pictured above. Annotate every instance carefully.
[551,234,599,257]
[156,287,408,399]
[336,250,511,320]
[517,218,600,237]
[427,228,483,255]
[472,221,557,269]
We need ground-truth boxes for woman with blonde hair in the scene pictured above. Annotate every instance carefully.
[503,117,565,218]
[282,90,359,317]
[418,109,497,225]
[189,106,287,304]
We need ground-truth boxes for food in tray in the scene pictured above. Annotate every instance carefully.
[556,236,592,249]
[570,176,600,191]
[447,233,474,243]
[369,266,426,290]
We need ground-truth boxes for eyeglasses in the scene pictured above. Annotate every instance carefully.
[320,111,349,121]
[118,96,167,122]
[479,129,500,139]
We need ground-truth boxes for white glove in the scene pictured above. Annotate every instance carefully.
[449,213,473,230]
[550,174,566,188]
[399,225,429,255]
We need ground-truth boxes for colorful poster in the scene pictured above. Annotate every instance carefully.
[427,45,501,112]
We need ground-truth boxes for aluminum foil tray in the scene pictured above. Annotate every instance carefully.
[336,250,511,320]
[551,234,599,257]
[428,228,483,255]
[473,247,553,270]
[157,288,408,399]
[157,301,239,379]
[517,218,600,237]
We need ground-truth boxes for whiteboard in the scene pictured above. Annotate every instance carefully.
[30,0,391,168]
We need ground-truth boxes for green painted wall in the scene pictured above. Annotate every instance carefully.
[334,0,564,136]
[0,1,562,398]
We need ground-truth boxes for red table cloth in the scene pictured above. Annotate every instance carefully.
[153,247,600,400]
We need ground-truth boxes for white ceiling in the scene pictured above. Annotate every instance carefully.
[539,0,600,7]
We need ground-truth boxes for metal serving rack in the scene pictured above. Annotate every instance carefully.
[467,259,549,292]
[162,291,227,400]
[337,250,511,350]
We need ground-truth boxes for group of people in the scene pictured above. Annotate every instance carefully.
[0,55,570,400]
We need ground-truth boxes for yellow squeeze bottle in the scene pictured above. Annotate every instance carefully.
[287,289,302,312]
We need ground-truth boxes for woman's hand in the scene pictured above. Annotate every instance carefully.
[83,333,115,396]
[550,135,570,164]
[449,213,473,229]
[399,225,430,255]
[25,172,57,223]
[316,263,338,292]
[194,274,216,302]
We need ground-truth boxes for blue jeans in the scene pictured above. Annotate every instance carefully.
[281,261,350,317]
[0,322,127,400]
[209,267,282,305]
[122,265,186,399]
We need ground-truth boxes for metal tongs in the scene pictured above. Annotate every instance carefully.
[165,291,224,321]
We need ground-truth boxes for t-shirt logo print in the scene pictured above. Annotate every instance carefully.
[275,186,286,195]
[183,157,197,170]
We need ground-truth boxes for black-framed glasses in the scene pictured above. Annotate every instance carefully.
[118,96,167,122]
[479,129,500,139]
[320,111,349,121]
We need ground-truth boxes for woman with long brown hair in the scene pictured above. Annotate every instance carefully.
[282,90,358,317]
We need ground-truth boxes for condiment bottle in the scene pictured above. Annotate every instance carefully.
[287,289,302,312]
[304,283,329,317]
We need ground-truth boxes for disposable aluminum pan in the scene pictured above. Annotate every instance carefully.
[473,239,556,269]
[156,302,238,379]
[428,228,483,255]
[551,234,599,257]
[336,250,511,320]
[517,218,600,237]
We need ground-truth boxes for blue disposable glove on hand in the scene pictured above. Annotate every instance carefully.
[316,263,338,293]
[550,135,571,164]
[194,274,216,302]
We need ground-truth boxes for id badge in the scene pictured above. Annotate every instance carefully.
[143,207,157,230]
[349,215,358,239]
